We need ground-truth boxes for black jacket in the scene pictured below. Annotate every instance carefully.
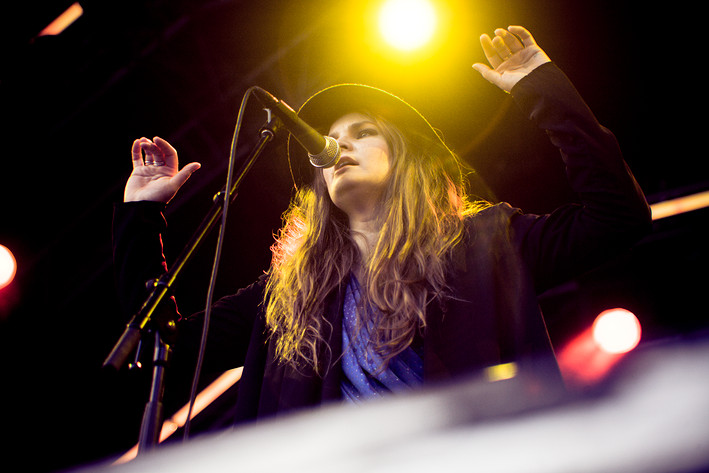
[112,63,650,426]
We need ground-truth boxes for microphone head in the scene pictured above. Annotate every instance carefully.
[308,136,340,168]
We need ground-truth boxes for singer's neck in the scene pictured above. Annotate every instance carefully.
[349,213,382,263]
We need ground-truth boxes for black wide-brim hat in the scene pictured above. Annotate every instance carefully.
[287,83,463,189]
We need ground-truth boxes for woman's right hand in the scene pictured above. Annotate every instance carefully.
[124,136,201,203]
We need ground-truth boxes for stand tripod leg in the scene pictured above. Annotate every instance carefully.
[137,331,172,454]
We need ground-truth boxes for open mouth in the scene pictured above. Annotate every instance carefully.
[334,156,357,171]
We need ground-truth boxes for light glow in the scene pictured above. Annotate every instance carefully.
[593,308,642,354]
[38,2,83,37]
[650,189,709,220]
[378,0,437,51]
[557,326,622,389]
[0,245,17,290]
[558,307,642,389]
[114,367,243,465]
[485,362,518,382]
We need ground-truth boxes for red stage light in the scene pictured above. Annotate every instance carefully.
[557,308,642,390]
[593,308,642,354]
[0,244,17,290]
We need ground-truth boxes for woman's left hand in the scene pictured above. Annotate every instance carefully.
[473,26,551,93]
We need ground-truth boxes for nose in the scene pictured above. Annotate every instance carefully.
[336,135,352,151]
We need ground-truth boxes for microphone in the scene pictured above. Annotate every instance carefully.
[252,87,340,168]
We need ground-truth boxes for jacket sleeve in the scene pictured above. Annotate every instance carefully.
[111,201,264,375]
[507,62,651,291]
[112,201,172,320]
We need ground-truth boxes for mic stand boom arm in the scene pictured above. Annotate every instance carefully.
[103,113,280,450]
[104,119,278,370]
[102,116,280,451]
[103,117,279,372]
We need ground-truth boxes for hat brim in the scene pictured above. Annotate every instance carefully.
[287,83,457,188]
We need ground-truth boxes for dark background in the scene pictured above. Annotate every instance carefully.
[1,1,706,471]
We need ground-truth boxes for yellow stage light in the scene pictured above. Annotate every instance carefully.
[378,0,437,52]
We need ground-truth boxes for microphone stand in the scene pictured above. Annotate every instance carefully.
[103,114,281,453]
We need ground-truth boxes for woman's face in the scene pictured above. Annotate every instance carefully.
[322,112,392,216]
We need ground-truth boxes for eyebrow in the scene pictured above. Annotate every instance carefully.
[328,120,377,139]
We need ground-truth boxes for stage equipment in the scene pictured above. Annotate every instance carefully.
[88,337,709,473]
[252,87,340,168]
[103,85,311,454]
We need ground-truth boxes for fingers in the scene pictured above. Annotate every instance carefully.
[479,30,518,69]
[479,33,502,68]
[131,136,174,167]
[493,28,523,56]
[172,162,202,189]
[507,26,537,48]
[143,137,167,166]
[477,26,537,68]
[152,136,178,165]
[472,62,496,82]
[131,138,146,168]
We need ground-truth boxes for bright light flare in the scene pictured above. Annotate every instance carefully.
[0,245,17,290]
[593,308,642,354]
[378,0,437,51]
[114,367,243,465]
[484,362,518,382]
[650,189,709,220]
[38,2,83,37]
[558,308,642,390]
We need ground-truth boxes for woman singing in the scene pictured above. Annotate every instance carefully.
[113,26,650,423]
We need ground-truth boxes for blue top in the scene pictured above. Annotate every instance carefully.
[341,275,423,403]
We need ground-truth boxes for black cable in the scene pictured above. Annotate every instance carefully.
[182,87,258,441]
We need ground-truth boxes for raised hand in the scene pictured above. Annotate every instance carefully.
[124,136,201,203]
[473,26,551,93]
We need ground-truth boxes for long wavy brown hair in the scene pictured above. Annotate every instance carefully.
[264,111,488,375]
